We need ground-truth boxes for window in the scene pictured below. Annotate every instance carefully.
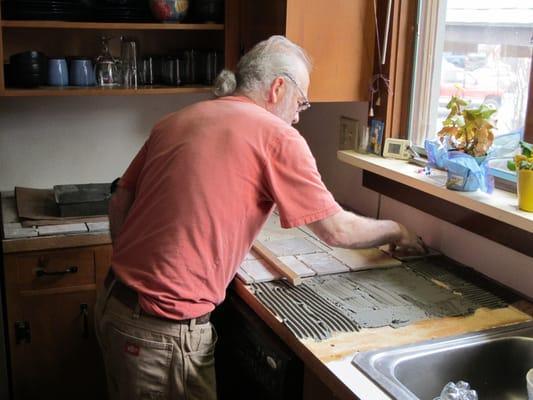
[409,1,533,152]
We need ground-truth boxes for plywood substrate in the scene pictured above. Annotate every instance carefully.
[303,305,532,363]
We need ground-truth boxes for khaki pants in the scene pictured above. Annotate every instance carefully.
[94,281,217,400]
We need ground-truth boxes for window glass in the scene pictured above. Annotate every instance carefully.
[410,1,532,149]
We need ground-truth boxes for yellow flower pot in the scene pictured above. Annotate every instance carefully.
[517,170,533,212]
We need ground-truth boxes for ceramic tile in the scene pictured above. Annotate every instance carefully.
[331,247,402,271]
[296,253,350,275]
[240,259,281,283]
[87,221,109,232]
[236,268,255,284]
[261,237,324,257]
[4,222,38,239]
[38,223,88,236]
[278,256,316,277]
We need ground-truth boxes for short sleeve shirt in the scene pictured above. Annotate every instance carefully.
[112,96,341,320]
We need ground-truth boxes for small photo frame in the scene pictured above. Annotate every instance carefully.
[368,119,384,155]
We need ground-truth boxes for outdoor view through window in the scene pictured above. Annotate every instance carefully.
[410,0,532,160]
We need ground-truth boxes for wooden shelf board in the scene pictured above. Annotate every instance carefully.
[1,20,224,30]
[0,86,212,96]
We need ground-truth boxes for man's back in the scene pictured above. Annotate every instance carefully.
[112,95,340,320]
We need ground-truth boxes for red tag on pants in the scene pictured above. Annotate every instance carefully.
[124,342,140,356]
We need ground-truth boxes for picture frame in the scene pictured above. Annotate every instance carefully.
[368,119,385,155]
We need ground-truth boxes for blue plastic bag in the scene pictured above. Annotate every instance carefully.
[444,151,493,193]
[425,138,448,170]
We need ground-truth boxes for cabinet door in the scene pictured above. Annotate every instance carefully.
[3,246,111,400]
[236,0,375,102]
[9,290,106,400]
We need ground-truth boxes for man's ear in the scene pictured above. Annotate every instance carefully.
[268,76,286,105]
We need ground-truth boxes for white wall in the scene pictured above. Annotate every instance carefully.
[298,102,533,299]
[0,94,209,191]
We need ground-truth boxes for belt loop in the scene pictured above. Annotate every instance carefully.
[189,318,196,331]
[132,303,141,320]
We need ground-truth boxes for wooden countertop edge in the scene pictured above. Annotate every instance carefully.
[2,232,111,253]
[232,279,361,400]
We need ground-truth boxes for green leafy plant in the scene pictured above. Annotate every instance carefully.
[437,94,497,157]
[507,141,533,171]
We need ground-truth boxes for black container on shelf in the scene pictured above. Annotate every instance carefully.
[190,0,223,23]
[9,51,48,88]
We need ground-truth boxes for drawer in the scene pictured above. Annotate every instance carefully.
[14,248,96,291]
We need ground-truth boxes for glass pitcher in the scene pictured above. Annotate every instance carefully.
[94,36,121,88]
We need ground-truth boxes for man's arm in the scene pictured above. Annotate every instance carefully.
[307,210,424,252]
[108,185,135,244]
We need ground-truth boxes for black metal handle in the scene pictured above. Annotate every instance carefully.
[36,266,78,277]
[15,321,31,344]
[80,304,88,339]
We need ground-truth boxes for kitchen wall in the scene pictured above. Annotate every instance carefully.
[0,93,209,191]
[0,96,531,298]
[297,102,533,299]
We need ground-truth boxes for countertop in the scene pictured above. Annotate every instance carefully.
[1,193,111,253]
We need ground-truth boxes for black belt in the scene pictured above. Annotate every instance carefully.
[104,269,210,325]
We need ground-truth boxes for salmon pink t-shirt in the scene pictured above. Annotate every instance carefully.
[111,96,341,320]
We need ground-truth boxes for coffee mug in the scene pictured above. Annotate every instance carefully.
[48,58,69,86]
[70,58,95,86]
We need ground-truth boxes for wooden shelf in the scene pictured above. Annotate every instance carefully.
[0,85,213,96]
[0,20,224,30]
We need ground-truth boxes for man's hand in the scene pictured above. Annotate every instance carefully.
[389,224,427,255]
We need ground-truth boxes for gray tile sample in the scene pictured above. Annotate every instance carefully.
[278,256,316,278]
[240,259,281,283]
[296,253,350,275]
[262,237,324,257]
[87,221,109,232]
[236,268,254,284]
[4,222,38,239]
[330,247,402,271]
[38,223,88,236]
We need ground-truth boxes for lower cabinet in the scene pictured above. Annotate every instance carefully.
[2,244,112,400]
[213,291,304,400]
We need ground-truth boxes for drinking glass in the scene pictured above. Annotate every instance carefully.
[94,36,121,88]
[121,36,139,88]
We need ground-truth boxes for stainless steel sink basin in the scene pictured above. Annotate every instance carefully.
[353,321,533,400]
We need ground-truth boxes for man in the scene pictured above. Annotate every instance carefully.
[95,35,424,400]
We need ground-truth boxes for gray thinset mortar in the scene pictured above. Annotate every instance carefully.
[251,258,511,341]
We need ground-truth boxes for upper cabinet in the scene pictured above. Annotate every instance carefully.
[237,0,376,102]
[0,0,375,100]
[0,1,229,96]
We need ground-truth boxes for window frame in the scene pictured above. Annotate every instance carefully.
[377,0,533,144]
[360,0,533,250]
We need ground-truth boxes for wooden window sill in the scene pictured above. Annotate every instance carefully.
[337,151,533,257]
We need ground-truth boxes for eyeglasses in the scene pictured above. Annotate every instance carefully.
[280,72,311,112]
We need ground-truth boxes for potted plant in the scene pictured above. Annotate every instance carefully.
[508,141,533,212]
[435,92,497,191]
[437,94,497,159]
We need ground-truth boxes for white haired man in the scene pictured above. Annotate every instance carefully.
[95,35,424,400]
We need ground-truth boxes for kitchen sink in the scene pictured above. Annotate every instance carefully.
[353,321,533,400]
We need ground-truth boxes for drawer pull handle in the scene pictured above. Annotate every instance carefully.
[36,266,78,277]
